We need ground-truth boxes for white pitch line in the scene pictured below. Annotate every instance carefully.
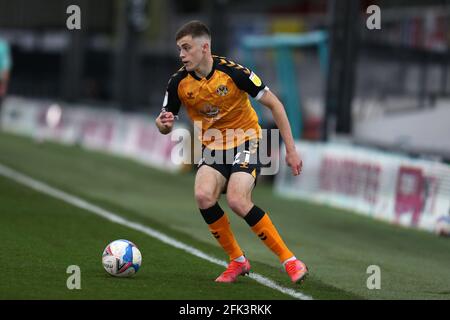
[0,163,313,300]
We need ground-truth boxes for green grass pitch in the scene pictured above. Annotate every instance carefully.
[0,132,449,299]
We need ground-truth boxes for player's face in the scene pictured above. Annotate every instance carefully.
[177,35,206,71]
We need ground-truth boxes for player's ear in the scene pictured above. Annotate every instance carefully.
[202,40,210,53]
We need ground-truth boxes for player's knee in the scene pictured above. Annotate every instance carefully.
[226,192,251,216]
[195,188,217,209]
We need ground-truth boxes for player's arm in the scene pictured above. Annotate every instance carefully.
[230,65,302,176]
[258,90,302,176]
[155,75,182,135]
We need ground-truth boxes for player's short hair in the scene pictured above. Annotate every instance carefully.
[175,20,211,41]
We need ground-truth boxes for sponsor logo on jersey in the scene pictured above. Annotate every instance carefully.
[199,104,220,118]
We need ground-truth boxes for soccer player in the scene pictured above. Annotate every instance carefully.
[155,21,308,284]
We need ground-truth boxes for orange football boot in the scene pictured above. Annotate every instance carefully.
[285,259,309,283]
[215,259,251,283]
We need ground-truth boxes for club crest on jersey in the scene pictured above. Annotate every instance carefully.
[216,85,228,96]
[199,104,220,118]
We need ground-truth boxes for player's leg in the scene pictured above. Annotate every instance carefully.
[195,164,226,209]
[227,157,308,283]
[194,165,245,260]
[227,172,296,264]
[195,164,251,282]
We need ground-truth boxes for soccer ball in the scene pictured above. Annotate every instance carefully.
[102,239,142,277]
[434,216,450,237]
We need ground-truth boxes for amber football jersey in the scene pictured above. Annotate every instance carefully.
[162,55,269,150]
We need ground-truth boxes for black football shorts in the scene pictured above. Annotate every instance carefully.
[198,139,262,193]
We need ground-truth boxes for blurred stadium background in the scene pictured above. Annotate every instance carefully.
[0,0,450,300]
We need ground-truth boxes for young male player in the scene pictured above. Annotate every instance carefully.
[155,21,308,284]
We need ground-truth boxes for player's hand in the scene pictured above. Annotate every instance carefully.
[285,149,303,176]
[158,111,175,129]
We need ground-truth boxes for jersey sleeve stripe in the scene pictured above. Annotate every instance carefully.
[255,86,269,100]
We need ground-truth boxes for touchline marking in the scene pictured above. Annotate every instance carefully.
[0,163,313,300]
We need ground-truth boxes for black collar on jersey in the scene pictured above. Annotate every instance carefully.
[189,57,217,81]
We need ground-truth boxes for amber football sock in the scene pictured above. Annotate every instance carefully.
[244,205,294,263]
[200,203,244,260]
